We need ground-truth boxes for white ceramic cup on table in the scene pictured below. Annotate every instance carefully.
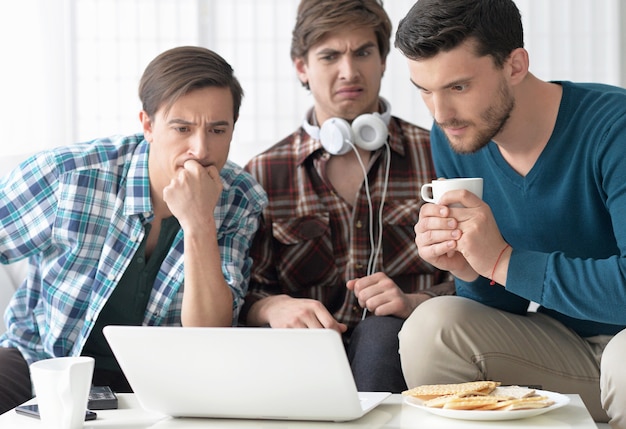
[29,356,95,429]
[420,178,483,207]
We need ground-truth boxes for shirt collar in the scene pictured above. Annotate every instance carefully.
[386,117,406,157]
[124,138,152,217]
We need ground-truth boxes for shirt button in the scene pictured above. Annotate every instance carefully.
[355,263,363,270]
[356,220,363,229]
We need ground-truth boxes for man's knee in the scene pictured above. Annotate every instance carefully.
[601,329,625,371]
[600,329,626,426]
[349,316,404,361]
[349,316,406,392]
[399,296,472,345]
[399,296,479,386]
[600,329,626,391]
[353,316,403,342]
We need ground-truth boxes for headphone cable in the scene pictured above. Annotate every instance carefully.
[360,143,391,321]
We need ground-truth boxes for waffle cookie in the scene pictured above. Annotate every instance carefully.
[403,381,555,411]
[402,380,500,401]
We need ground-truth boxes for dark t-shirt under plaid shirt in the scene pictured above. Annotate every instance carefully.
[242,116,448,335]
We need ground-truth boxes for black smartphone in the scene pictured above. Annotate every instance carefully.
[88,385,118,410]
[15,404,97,421]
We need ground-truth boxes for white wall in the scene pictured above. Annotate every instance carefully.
[0,0,74,157]
[0,0,623,168]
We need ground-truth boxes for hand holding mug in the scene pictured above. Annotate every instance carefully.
[415,177,484,279]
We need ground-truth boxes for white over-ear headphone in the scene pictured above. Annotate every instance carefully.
[302,97,392,155]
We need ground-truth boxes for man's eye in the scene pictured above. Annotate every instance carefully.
[451,85,467,92]
[212,129,226,135]
[175,126,190,133]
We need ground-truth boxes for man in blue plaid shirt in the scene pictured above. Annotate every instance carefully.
[0,46,267,413]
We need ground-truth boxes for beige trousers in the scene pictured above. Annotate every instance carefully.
[399,296,624,427]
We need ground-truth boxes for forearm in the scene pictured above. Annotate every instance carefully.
[508,248,626,326]
[181,225,233,327]
[245,294,287,327]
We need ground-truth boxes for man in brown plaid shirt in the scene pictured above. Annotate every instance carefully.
[240,0,453,392]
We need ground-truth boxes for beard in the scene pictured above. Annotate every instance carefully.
[436,81,515,154]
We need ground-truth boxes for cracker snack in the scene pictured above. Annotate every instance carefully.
[402,381,555,411]
[402,380,499,401]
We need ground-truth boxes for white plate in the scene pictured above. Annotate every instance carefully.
[403,389,570,421]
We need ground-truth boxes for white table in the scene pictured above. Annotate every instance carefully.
[0,393,598,428]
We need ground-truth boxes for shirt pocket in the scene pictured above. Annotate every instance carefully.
[381,200,437,276]
[272,213,338,293]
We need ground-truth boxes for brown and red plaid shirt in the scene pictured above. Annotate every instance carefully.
[242,116,449,333]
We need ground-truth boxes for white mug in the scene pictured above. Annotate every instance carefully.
[30,356,95,429]
[421,178,483,206]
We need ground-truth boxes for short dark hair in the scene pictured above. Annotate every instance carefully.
[290,0,392,62]
[395,0,523,67]
[139,46,244,122]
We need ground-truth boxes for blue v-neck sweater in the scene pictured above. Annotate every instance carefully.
[431,81,626,337]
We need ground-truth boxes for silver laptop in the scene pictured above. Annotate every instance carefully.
[102,326,390,421]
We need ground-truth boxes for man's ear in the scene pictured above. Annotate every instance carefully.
[294,57,309,88]
[507,47,529,85]
[139,111,153,142]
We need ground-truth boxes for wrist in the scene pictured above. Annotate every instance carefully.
[181,216,217,238]
[489,244,511,286]
[451,266,479,282]
[249,294,289,326]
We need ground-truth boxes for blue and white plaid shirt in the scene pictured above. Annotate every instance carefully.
[0,134,267,364]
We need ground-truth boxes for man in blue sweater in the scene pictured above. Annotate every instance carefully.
[394,0,626,426]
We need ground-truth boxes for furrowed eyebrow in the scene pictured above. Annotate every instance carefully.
[410,79,426,91]
[353,41,376,52]
[208,120,231,127]
[444,78,470,89]
[316,47,340,57]
[168,118,194,125]
[410,78,470,92]
[167,118,231,127]
[315,41,376,57]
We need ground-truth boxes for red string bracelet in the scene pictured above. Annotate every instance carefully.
[490,243,510,286]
